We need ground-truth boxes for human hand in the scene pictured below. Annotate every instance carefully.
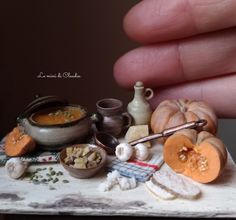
[114,0,236,118]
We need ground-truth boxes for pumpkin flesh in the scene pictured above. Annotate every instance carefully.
[164,129,227,183]
[5,127,36,157]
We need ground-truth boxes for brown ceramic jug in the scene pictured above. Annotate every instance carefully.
[95,98,132,137]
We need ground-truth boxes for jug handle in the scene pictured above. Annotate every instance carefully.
[122,112,133,130]
[90,112,102,124]
[145,88,154,100]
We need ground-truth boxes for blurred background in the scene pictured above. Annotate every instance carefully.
[0,0,235,162]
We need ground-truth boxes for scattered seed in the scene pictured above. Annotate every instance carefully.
[41,179,47,183]
[62,180,69,183]
[49,167,53,171]
[49,186,56,190]
[53,178,59,183]
[33,180,40,185]
[50,171,56,176]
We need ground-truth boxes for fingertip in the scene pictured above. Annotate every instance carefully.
[123,4,146,43]
[113,54,133,89]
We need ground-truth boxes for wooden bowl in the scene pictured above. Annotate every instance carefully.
[59,144,107,179]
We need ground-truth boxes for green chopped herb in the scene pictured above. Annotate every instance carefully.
[62,180,69,183]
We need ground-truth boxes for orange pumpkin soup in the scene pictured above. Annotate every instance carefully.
[32,107,86,125]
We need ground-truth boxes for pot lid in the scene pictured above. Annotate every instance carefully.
[18,95,68,119]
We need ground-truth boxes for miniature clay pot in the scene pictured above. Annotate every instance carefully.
[17,96,94,150]
[95,98,132,137]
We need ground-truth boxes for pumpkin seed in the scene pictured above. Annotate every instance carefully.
[53,178,59,183]
[50,171,56,176]
[49,186,56,190]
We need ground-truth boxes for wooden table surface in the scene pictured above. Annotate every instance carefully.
[0,143,236,218]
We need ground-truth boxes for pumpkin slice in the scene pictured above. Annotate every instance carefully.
[164,129,227,183]
[5,127,36,157]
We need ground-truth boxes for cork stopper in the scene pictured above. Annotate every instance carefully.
[135,81,144,88]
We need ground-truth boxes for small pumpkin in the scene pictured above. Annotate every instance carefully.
[150,99,218,140]
[164,129,227,183]
[5,127,36,157]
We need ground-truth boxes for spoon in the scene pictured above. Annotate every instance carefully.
[129,119,207,146]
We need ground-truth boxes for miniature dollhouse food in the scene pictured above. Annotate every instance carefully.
[115,143,133,162]
[64,145,102,169]
[5,127,36,157]
[145,179,176,200]
[151,99,218,143]
[134,144,149,161]
[18,95,93,148]
[5,158,29,179]
[118,176,137,191]
[32,107,86,125]
[125,125,151,147]
[99,170,121,192]
[60,144,107,179]
[150,169,201,200]
[115,142,150,162]
[99,170,137,192]
[164,129,227,183]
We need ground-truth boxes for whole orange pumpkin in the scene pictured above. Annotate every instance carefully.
[150,99,218,137]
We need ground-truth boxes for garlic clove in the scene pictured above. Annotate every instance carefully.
[5,158,29,179]
[115,143,133,162]
[134,143,149,161]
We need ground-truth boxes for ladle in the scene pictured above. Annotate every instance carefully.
[129,119,207,146]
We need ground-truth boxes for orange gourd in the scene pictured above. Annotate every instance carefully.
[5,127,36,157]
[164,129,227,183]
[151,99,218,140]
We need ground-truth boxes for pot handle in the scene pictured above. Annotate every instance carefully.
[122,112,133,130]
[90,113,102,124]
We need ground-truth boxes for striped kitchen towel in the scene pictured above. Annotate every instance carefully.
[107,154,164,183]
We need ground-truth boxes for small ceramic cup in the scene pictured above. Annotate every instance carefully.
[95,98,132,137]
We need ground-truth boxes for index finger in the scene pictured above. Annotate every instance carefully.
[124,0,236,43]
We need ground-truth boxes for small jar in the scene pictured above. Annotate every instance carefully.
[127,81,154,125]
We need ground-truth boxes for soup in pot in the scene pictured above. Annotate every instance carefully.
[32,106,86,125]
